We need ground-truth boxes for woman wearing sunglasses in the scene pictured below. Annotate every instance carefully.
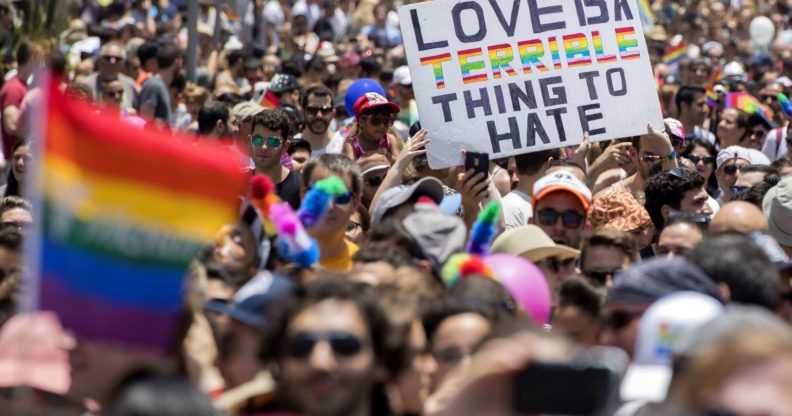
[347,92,403,162]
[682,138,720,198]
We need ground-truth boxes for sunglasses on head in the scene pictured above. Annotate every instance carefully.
[306,105,333,116]
[723,163,748,175]
[686,155,715,165]
[361,115,395,127]
[286,331,366,359]
[251,135,282,148]
[536,208,584,229]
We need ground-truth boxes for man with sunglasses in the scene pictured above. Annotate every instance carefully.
[300,85,350,158]
[249,109,302,209]
[530,171,592,249]
[349,92,402,161]
[263,278,406,416]
[302,154,363,272]
[85,42,138,106]
[715,146,755,205]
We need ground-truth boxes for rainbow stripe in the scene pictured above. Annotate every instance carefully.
[724,92,774,122]
[260,90,280,109]
[663,42,687,66]
[563,33,592,67]
[592,31,616,63]
[616,27,640,60]
[637,0,655,28]
[706,88,719,108]
[517,40,547,73]
[778,93,792,118]
[459,48,488,84]
[35,82,246,352]
[420,53,452,89]
[488,44,517,79]
[548,37,562,70]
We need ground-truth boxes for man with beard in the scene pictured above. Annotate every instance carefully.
[300,85,350,158]
[249,109,302,209]
[263,278,406,416]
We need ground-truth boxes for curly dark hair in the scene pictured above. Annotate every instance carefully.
[250,109,292,141]
[644,168,705,230]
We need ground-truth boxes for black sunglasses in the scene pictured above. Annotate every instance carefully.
[760,94,778,102]
[286,331,366,359]
[361,115,395,127]
[583,269,620,286]
[536,208,584,229]
[723,163,748,175]
[687,155,715,165]
[365,174,385,188]
[603,310,640,331]
[306,105,333,116]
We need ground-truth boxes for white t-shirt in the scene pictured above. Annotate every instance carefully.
[502,190,533,230]
[293,0,322,28]
[761,127,788,161]
[263,0,285,45]
[311,134,346,158]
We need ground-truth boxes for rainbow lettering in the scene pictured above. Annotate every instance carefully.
[616,26,640,60]
[517,40,548,74]
[458,48,488,84]
[591,31,616,63]
[563,33,591,67]
[488,44,517,79]
[419,53,452,89]
[548,37,562,70]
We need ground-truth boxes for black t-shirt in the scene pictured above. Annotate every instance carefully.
[277,169,303,210]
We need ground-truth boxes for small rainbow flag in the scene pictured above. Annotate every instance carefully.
[706,87,719,108]
[724,92,773,122]
[637,0,655,28]
[663,42,687,66]
[32,80,247,352]
[260,90,280,109]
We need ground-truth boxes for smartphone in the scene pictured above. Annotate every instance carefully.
[465,152,489,179]
[512,346,628,415]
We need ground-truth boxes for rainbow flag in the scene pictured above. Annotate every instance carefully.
[637,0,655,28]
[663,42,687,66]
[706,87,719,108]
[724,92,773,122]
[32,81,247,352]
[260,90,280,109]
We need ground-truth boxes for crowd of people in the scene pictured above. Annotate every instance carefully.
[0,0,790,415]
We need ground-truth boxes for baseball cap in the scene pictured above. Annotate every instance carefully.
[491,225,579,262]
[268,74,300,94]
[588,191,652,233]
[607,257,724,306]
[370,177,444,225]
[620,292,723,402]
[358,153,391,177]
[204,271,294,331]
[393,66,412,86]
[532,171,592,212]
[402,202,467,275]
[353,92,400,117]
[716,145,753,169]
[763,176,792,247]
[663,118,685,142]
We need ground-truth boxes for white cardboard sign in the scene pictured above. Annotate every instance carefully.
[398,0,664,168]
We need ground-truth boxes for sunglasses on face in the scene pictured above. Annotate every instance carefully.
[365,174,385,188]
[640,154,662,164]
[750,129,767,138]
[536,208,584,229]
[687,155,715,165]
[583,269,620,286]
[603,310,641,331]
[251,135,282,148]
[286,331,366,359]
[723,163,748,175]
[2,221,31,231]
[361,115,395,127]
[306,105,333,116]
[760,94,778,102]
[103,89,123,98]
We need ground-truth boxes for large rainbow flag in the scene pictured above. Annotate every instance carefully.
[724,92,774,122]
[32,81,247,352]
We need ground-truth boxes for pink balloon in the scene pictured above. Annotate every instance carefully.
[484,254,551,325]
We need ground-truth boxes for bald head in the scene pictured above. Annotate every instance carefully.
[710,201,768,234]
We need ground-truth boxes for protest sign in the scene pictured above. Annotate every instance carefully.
[398,0,664,168]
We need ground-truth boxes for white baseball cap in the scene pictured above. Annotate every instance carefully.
[620,292,723,403]
[393,66,412,86]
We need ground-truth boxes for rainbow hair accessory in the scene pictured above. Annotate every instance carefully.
[298,176,349,228]
[250,175,280,236]
[271,203,320,268]
[466,201,501,256]
[441,253,494,288]
[778,93,792,118]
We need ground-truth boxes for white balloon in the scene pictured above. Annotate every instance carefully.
[750,16,775,46]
